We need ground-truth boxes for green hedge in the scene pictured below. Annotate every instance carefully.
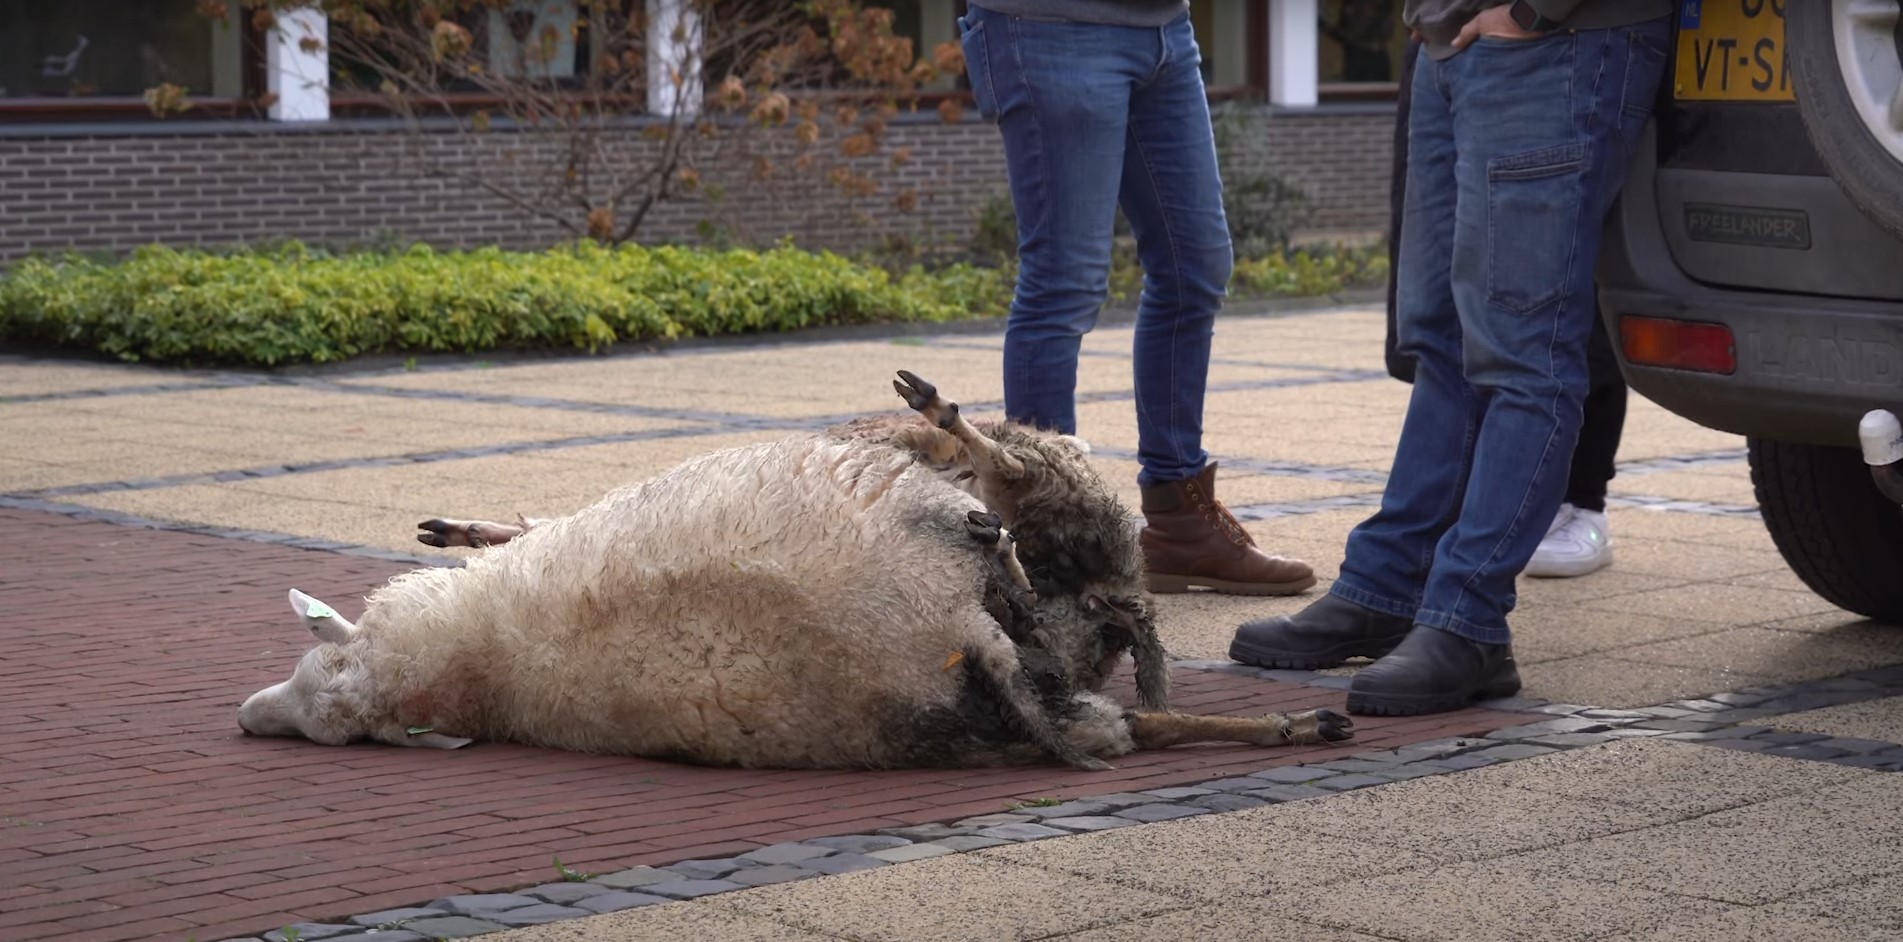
[0,239,1382,368]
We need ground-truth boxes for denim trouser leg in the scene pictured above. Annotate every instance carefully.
[1331,22,1669,644]
[960,9,1229,487]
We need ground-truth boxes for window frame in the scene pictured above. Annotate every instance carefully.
[0,15,268,122]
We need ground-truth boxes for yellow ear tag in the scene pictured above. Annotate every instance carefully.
[305,601,337,619]
[941,651,965,671]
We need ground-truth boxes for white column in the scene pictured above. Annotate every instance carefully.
[647,0,704,117]
[266,6,330,122]
[1268,0,1319,108]
[919,0,958,90]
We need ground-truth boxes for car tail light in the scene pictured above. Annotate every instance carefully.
[1619,316,1737,375]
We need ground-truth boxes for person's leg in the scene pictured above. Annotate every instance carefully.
[1525,307,1627,577]
[1384,40,1423,385]
[959,8,1139,436]
[1121,11,1313,596]
[1229,45,1463,666]
[1347,18,1671,714]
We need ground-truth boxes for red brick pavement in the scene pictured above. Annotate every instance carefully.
[0,507,1524,942]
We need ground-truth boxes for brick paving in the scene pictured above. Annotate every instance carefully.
[0,506,1524,942]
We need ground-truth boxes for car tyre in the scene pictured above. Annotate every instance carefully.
[1788,1,1903,239]
[1750,436,1903,624]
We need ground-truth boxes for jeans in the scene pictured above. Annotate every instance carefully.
[959,6,1232,488]
[1331,19,1670,645]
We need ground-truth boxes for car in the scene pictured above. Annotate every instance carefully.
[1595,0,1903,622]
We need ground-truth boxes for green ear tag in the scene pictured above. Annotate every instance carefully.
[407,726,435,735]
[305,601,337,620]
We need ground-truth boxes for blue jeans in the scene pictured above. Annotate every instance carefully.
[1330,20,1670,644]
[959,6,1231,488]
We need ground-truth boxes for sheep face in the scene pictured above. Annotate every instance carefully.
[238,589,471,750]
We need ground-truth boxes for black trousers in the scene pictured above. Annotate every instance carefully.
[1382,40,1627,513]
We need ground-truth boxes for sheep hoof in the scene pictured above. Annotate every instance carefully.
[965,510,1004,545]
[416,519,455,548]
[1288,708,1355,744]
[894,370,958,429]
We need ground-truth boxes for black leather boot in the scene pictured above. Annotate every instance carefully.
[1346,625,1522,716]
[1229,593,1414,670]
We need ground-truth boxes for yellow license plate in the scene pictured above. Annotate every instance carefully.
[1673,0,1794,101]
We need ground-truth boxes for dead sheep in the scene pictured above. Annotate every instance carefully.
[238,370,1350,769]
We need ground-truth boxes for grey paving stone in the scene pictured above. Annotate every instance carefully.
[643,879,746,900]
[976,822,1073,841]
[1140,787,1216,800]
[491,905,590,927]
[349,908,447,928]
[1261,669,1321,684]
[1814,737,1899,754]
[1386,739,1483,762]
[1763,743,1854,761]
[398,917,509,939]
[1116,803,1211,822]
[1430,754,1502,771]
[351,932,425,942]
[1708,690,1776,707]
[1639,706,1700,719]
[868,843,959,863]
[1575,708,1655,722]
[1081,792,1174,809]
[1698,737,1777,752]
[1194,777,1272,793]
[1529,702,1591,715]
[1476,695,1546,712]
[591,867,674,890]
[1314,758,1409,774]
[1019,800,1113,818]
[1601,728,1672,739]
[805,834,911,853]
[1309,675,1353,689]
[429,895,541,918]
[1635,718,1735,733]
[1312,773,1391,791]
[1753,731,1833,746]
[1830,755,1903,771]
[1375,763,1454,780]
[1190,793,1271,813]
[521,882,614,906]
[1245,784,1336,802]
[1249,765,1336,784]
[1470,743,1560,761]
[265,925,360,942]
[1045,815,1140,832]
[576,891,673,914]
[878,823,972,841]
[669,858,764,880]
[933,835,1013,851]
[728,864,820,887]
[737,842,837,865]
[957,812,1035,827]
[804,853,890,875]
[1528,732,1619,748]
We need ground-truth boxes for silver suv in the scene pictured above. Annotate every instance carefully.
[1597,1,1903,621]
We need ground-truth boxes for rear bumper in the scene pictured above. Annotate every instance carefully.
[1597,132,1903,448]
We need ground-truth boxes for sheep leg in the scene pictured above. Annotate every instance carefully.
[1127,709,1353,749]
[894,370,1025,522]
[964,511,1035,599]
[416,515,548,549]
[965,640,1113,772]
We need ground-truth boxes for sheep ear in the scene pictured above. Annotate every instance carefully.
[288,588,359,646]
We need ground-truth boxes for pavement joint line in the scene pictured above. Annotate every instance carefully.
[231,661,1903,942]
[0,377,262,403]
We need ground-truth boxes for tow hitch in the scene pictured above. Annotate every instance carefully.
[1859,410,1903,504]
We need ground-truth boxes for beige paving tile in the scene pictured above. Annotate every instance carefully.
[1579,582,1843,626]
[1611,467,1760,504]
[976,807,1437,903]
[708,855,1186,942]
[527,432,808,477]
[1609,625,1903,683]
[1770,695,1903,742]
[1040,902,1387,942]
[0,362,206,396]
[1457,738,1871,817]
[1585,536,1791,584]
[2,400,185,438]
[1757,610,1891,634]
[1515,656,1772,709]
[0,456,88,492]
[1502,605,1722,661]
[1257,858,1736,942]
[1147,589,1317,661]
[1597,909,1902,942]
[68,483,472,557]
[1768,872,1903,933]
[1513,569,1692,610]
[1614,404,1749,461]
[10,437,287,484]
[1596,507,1767,542]
[491,900,841,941]
[1240,770,1679,863]
[1240,508,1369,548]
[1523,775,1903,904]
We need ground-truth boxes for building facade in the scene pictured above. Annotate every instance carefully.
[0,1,1411,262]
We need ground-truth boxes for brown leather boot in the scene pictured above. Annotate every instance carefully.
[1139,463,1317,596]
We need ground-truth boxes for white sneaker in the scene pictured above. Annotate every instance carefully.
[1525,503,1613,578]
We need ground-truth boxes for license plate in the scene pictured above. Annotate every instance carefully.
[1673,0,1794,101]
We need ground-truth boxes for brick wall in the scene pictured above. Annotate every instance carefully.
[0,105,1394,263]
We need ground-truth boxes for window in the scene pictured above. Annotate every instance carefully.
[1318,0,1407,95]
[0,0,250,114]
